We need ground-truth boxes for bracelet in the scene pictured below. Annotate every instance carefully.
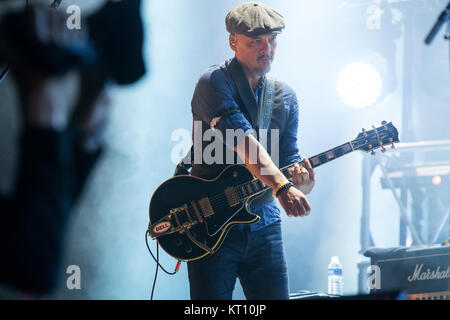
[272,182,287,197]
[272,181,291,197]
[275,182,294,198]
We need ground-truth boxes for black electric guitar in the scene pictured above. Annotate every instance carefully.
[148,122,399,261]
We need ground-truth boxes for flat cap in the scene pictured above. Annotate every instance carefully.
[225,2,285,37]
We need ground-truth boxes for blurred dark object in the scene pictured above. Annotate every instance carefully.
[0,0,146,297]
[0,4,97,76]
[88,0,145,85]
[0,128,99,295]
[0,0,145,84]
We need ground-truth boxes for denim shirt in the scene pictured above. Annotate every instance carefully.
[191,58,302,231]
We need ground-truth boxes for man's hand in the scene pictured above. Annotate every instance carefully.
[289,158,316,195]
[234,135,313,218]
[277,186,311,217]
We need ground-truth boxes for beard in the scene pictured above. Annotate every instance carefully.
[254,54,273,76]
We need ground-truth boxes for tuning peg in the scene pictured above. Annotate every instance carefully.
[391,143,395,149]
[367,143,375,155]
[381,146,386,153]
[362,128,367,137]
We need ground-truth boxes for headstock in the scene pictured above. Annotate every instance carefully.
[352,121,399,154]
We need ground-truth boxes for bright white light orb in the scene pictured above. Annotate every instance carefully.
[336,62,383,109]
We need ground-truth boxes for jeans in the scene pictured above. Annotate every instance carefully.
[187,221,289,300]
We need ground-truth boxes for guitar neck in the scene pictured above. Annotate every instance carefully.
[236,141,355,200]
[281,141,355,175]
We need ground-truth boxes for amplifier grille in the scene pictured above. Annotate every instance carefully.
[408,291,449,300]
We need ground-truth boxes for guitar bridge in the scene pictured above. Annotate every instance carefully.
[169,204,198,233]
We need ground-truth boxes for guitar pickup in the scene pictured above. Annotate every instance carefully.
[198,197,214,218]
[191,200,203,223]
[224,187,240,207]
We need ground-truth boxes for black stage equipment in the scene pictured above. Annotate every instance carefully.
[365,244,450,300]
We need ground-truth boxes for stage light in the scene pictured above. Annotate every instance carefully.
[336,61,383,109]
[432,175,442,185]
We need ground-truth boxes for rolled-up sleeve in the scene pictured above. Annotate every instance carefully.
[279,84,302,168]
[191,67,254,149]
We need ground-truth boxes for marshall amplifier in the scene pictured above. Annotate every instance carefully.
[364,244,449,300]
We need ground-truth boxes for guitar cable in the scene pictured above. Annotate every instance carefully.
[145,230,181,300]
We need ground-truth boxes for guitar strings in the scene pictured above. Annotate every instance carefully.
[165,161,298,225]
[181,176,283,219]
[178,164,296,219]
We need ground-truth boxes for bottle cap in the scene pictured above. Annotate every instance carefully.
[331,256,340,264]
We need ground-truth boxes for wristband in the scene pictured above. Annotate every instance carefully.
[272,182,287,197]
[272,181,292,197]
[275,182,294,198]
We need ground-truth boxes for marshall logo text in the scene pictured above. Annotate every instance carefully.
[407,264,450,282]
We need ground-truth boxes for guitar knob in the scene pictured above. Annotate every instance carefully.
[175,238,183,246]
[184,245,192,253]
[381,120,387,125]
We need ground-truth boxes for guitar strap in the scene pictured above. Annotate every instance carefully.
[249,75,277,206]
[258,74,275,132]
[224,58,259,127]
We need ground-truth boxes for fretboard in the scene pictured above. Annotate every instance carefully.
[235,141,355,201]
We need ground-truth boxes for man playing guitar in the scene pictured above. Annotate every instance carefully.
[187,2,315,300]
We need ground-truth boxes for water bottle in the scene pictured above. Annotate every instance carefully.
[328,256,343,295]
